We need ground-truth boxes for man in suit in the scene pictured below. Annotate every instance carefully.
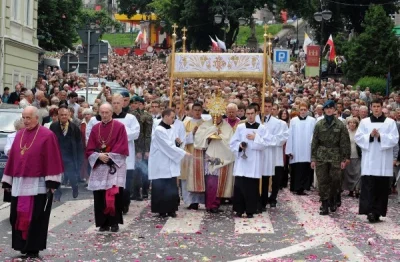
[50,103,84,201]
[7,84,21,105]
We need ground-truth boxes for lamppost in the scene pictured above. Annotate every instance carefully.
[214,5,246,42]
[314,8,332,93]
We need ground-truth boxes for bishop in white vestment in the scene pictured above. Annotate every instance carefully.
[230,106,267,218]
[354,99,399,223]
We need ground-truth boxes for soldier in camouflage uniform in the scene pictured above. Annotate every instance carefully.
[311,100,351,215]
[129,96,153,200]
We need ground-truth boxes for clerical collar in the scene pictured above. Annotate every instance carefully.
[112,111,127,119]
[246,121,260,129]
[299,116,307,120]
[370,114,386,123]
[102,119,112,126]
[159,121,171,129]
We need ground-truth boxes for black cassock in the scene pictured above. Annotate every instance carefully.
[151,178,180,214]
[10,194,53,253]
[93,187,124,227]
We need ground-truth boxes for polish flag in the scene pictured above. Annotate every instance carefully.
[209,35,220,51]
[135,30,143,43]
[215,36,227,51]
[326,34,336,61]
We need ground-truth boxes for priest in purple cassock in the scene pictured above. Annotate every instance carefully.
[86,103,129,232]
[1,106,64,258]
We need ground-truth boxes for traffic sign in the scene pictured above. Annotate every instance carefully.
[91,42,109,63]
[78,29,101,46]
[273,49,291,72]
[60,53,78,73]
[78,53,99,74]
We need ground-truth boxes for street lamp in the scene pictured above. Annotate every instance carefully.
[214,5,246,42]
[314,8,332,93]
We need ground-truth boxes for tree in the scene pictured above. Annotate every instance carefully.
[119,0,264,50]
[271,0,398,44]
[77,9,122,34]
[342,5,400,84]
[37,0,83,51]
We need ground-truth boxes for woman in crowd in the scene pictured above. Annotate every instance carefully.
[279,109,290,189]
[343,117,361,198]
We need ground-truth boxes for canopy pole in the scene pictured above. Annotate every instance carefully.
[169,23,178,108]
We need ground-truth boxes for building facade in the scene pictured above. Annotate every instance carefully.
[0,0,41,93]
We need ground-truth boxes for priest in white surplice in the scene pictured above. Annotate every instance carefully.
[354,98,399,223]
[285,102,316,195]
[149,109,189,218]
[230,105,268,218]
[260,98,289,210]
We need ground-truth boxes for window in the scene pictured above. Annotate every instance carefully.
[12,0,20,21]
[25,0,32,26]
[12,70,20,89]
[25,73,32,89]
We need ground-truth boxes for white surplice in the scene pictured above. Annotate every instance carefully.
[285,116,316,164]
[262,117,289,176]
[86,115,140,170]
[148,125,187,180]
[354,117,399,177]
[229,123,268,179]
[152,118,186,149]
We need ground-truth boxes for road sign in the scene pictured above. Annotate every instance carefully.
[78,29,101,46]
[273,49,291,72]
[91,42,109,63]
[78,53,99,74]
[60,53,78,73]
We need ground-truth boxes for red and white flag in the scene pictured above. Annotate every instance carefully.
[215,36,227,51]
[326,34,336,61]
[209,35,220,51]
[135,30,143,43]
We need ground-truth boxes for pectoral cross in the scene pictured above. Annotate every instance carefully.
[21,144,27,155]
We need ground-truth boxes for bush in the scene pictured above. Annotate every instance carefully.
[355,77,388,95]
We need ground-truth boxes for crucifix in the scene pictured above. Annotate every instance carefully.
[172,23,178,35]
[182,27,187,37]
[263,24,268,35]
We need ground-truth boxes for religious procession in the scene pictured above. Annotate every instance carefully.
[1,8,400,260]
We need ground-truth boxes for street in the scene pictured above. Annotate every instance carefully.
[0,186,399,261]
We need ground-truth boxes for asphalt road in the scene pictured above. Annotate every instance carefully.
[0,185,399,262]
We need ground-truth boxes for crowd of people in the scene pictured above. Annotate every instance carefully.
[1,51,400,258]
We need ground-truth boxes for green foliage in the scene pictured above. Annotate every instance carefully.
[117,0,268,50]
[355,77,388,95]
[342,5,400,85]
[236,25,282,46]
[37,0,83,51]
[77,9,122,35]
[75,33,139,47]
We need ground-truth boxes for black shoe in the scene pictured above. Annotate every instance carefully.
[270,202,277,208]
[159,213,168,218]
[329,196,337,212]
[246,213,254,218]
[123,205,129,214]
[367,213,377,223]
[320,200,329,215]
[235,212,243,218]
[261,207,267,212]
[208,208,221,214]
[168,212,177,218]
[25,251,39,258]
[348,191,354,197]
[296,191,307,196]
[135,197,143,201]
[188,203,199,210]
[110,225,119,232]
[72,188,79,199]
[99,226,110,232]
[355,191,360,199]
[142,194,149,199]
[336,193,342,207]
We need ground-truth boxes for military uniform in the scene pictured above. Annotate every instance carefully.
[311,102,350,215]
[129,104,153,199]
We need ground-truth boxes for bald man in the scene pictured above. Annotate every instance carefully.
[2,106,64,258]
[86,103,130,232]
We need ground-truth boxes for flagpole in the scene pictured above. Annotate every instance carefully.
[260,24,268,195]
[180,27,187,118]
[169,24,178,108]
[268,33,273,98]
